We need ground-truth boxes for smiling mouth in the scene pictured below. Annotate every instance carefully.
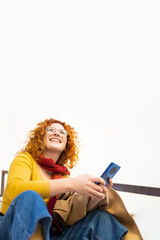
[49,138,61,143]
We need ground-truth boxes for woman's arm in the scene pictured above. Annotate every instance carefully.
[49,174,107,199]
[6,152,107,202]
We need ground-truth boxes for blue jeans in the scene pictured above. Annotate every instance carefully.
[0,191,128,240]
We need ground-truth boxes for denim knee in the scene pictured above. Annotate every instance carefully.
[7,190,52,240]
[88,210,128,239]
[12,190,43,203]
[56,210,128,240]
[10,190,51,221]
[82,209,112,226]
[10,190,44,211]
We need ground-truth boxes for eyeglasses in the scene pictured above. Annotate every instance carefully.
[45,127,68,137]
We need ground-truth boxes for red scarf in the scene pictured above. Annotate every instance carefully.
[39,156,70,235]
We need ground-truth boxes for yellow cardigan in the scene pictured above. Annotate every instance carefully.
[0,152,51,214]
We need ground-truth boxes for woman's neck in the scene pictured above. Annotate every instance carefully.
[42,150,61,163]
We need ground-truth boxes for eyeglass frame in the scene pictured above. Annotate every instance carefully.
[45,126,68,137]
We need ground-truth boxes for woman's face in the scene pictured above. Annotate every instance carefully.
[43,123,68,154]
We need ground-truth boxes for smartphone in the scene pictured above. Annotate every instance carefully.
[100,162,121,186]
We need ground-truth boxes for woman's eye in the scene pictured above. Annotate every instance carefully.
[60,131,65,135]
[48,128,52,131]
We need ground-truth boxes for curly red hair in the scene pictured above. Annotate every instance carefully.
[22,118,80,169]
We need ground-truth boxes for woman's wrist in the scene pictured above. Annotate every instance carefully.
[49,178,74,197]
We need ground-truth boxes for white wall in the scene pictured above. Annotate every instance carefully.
[0,1,160,239]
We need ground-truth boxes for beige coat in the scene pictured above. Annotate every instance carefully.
[53,188,143,240]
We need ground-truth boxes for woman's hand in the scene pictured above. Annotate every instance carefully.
[49,174,113,200]
[70,174,107,199]
[87,178,113,211]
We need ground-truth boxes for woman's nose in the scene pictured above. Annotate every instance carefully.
[53,131,60,136]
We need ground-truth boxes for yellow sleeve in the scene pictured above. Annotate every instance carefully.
[5,153,51,202]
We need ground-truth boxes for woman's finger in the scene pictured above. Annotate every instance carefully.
[107,178,113,188]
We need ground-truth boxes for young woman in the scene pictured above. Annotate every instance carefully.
[0,118,141,240]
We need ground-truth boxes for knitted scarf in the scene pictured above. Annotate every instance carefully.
[39,156,70,235]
